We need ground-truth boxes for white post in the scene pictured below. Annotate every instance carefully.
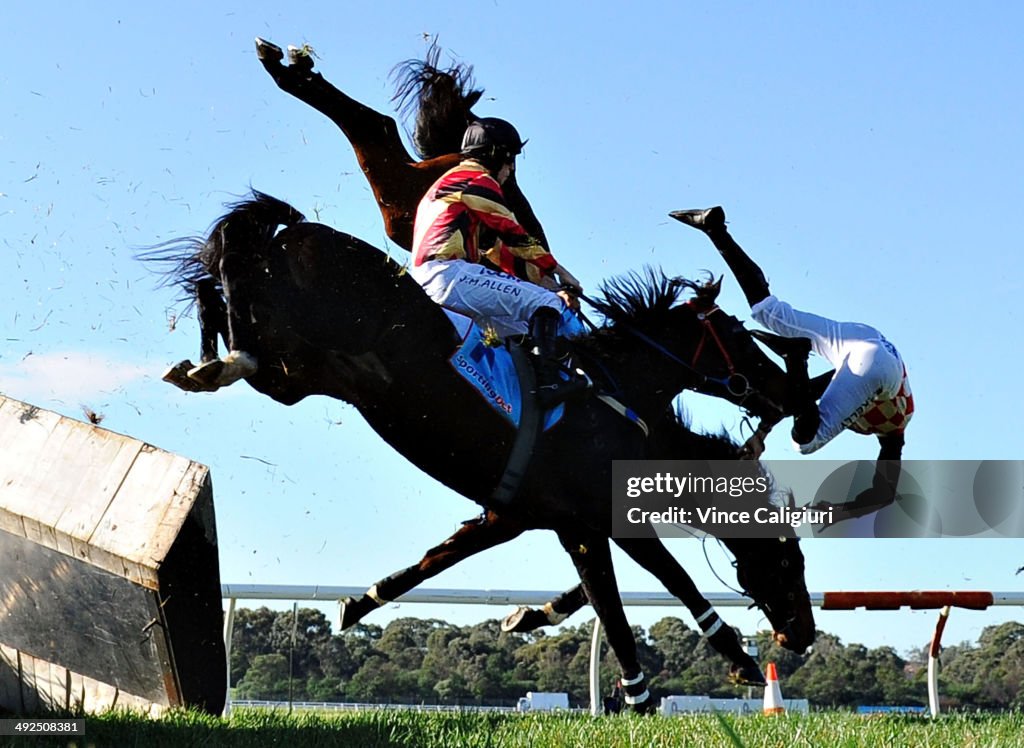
[742,637,759,701]
[589,616,602,716]
[928,605,951,718]
[223,597,237,717]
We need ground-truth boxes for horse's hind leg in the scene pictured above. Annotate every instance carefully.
[254,38,430,250]
[614,537,765,687]
[501,584,588,632]
[255,38,404,146]
[557,531,655,714]
[340,511,524,629]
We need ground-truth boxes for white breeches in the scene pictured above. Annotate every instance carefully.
[410,259,565,338]
[751,295,905,454]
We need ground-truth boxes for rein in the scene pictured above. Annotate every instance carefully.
[575,291,753,401]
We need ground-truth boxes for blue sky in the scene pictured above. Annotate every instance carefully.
[3,2,1022,657]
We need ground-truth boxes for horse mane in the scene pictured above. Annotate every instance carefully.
[138,191,305,305]
[651,405,785,523]
[390,39,484,160]
[590,267,719,332]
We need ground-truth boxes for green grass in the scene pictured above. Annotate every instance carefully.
[3,709,1023,748]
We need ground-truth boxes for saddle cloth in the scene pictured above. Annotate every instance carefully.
[445,308,583,430]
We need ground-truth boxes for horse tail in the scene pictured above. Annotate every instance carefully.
[138,190,305,306]
[391,39,484,160]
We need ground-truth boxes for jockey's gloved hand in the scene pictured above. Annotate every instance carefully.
[553,263,583,295]
[556,288,581,312]
[739,432,765,460]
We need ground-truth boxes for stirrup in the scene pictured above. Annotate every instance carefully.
[533,368,591,409]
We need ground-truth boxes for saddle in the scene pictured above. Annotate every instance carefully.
[442,310,646,506]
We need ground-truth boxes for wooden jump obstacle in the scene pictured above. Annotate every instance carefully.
[0,394,225,715]
[822,590,998,716]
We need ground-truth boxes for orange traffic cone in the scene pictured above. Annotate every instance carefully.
[763,663,785,715]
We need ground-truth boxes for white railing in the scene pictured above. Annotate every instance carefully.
[230,699,518,713]
[221,585,1024,717]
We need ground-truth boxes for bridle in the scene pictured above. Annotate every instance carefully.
[686,300,759,403]
[576,291,761,401]
[716,536,807,632]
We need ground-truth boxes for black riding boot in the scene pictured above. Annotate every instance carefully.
[670,206,771,307]
[755,331,820,445]
[750,329,812,400]
[529,308,589,408]
[673,208,823,442]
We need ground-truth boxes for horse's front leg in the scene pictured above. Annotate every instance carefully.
[614,537,765,686]
[162,277,230,393]
[195,277,228,363]
[557,531,655,714]
[340,511,524,629]
[184,250,259,389]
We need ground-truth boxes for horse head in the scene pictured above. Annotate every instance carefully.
[724,536,816,654]
[593,270,791,425]
[672,276,793,423]
[644,410,815,655]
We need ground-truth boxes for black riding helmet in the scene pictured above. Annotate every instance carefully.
[460,118,527,170]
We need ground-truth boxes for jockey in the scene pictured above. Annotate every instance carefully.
[411,117,587,405]
[670,207,913,462]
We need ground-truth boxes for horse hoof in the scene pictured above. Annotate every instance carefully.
[188,351,257,388]
[339,597,359,630]
[501,606,551,633]
[340,595,378,630]
[287,44,315,72]
[629,697,659,715]
[163,360,218,392]
[187,359,226,388]
[729,663,767,687]
[254,37,283,63]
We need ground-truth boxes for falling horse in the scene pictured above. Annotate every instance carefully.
[161,41,814,689]
[249,36,814,664]
[154,191,814,709]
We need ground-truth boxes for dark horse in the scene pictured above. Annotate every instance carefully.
[154,191,814,709]
[250,37,816,671]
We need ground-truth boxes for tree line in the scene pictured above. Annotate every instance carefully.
[229,607,1024,710]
